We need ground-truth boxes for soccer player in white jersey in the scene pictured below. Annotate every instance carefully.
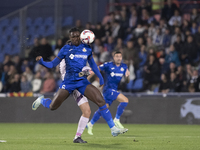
[60,59,91,143]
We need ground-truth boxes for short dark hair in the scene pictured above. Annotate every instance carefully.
[69,27,80,33]
[114,51,122,55]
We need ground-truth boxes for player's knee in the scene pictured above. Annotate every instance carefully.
[83,109,91,118]
[49,104,57,111]
[124,97,129,103]
[97,98,106,107]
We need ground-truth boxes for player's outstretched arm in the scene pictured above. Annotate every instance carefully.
[88,57,104,86]
[36,56,61,69]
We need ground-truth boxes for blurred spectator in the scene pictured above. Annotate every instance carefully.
[148,22,156,38]
[146,36,157,52]
[168,9,182,27]
[38,38,53,61]
[181,19,190,34]
[144,54,160,90]
[171,27,184,44]
[140,9,155,25]
[138,0,152,17]
[104,36,115,53]
[176,66,187,92]
[182,35,199,65]
[13,55,22,74]
[138,45,147,67]
[99,45,109,64]
[188,70,199,92]
[54,38,63,56]
[10,74,21,92]
[159,73,170,94]
[114,38,125,52]
[166,62,177,79]
[173,34,183,60]
[152,28,164,46]
[165,44,181,67]
[94,23,105,40]
[129,9,138,29]
[111,20,123,39]
[75,19,84,31]
[23,66,33,82]
[40,71,56,94]
[0,65,9,92]
[123,40,139,66]
[161,0,178,21]
[1,55,14,70]
[169,72,179,92]
[62,30,69,46]
[190,8,200,23]
[157,19,167,34]
[20,75,32,93]
[93,39,102,57]
[162,28,171,48]
[7,65,17,91]
[133,23,145,38]
[85,22,92,30]
[194,26,200,49]
[28,38,40,63]
[21,59,30,73]
[190,22,198,35]
[31,71,42,93]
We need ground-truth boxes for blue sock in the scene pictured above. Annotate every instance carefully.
[90,109,101,125]
[41,98,52,109]
[115,102,128,119]
[99,104,115,128]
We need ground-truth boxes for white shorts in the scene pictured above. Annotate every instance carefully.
[72,89,88,106]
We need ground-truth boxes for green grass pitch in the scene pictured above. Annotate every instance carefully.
[0,123,200,150]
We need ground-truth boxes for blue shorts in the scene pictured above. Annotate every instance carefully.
[103,89,120,106]
[59,79,90,95]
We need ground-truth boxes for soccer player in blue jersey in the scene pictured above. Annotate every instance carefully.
[87,51,130,135]
[32,28,127,143]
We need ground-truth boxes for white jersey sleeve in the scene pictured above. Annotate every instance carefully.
[60,59,66,80]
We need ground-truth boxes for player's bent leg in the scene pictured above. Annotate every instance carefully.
[114,94,129,129]
[84,85,128,136]
[50,89,70,110]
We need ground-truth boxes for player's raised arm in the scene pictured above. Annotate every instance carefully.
[36,56,61,69]
[88,57,104,86]
[125,68,130,83]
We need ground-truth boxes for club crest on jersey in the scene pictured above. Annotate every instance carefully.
[120,67,124,71]
[69,54,74,59]
[82,48,87,52]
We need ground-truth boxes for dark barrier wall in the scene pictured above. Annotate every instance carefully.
[0,96,199,124]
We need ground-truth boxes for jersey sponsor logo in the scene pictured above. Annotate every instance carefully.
[69,54,87,59]
[82,48,87,52]
[110,72,123,77]
[111,67,115,70]
[120,67,124,71]
[62,85,66,89]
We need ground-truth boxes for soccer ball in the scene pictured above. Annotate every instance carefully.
[80,29,95,44]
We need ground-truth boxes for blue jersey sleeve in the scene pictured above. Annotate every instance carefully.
[57,45,68,59]
[99,62,108,71]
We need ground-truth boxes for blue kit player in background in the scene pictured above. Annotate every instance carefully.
[32,28,128,143]
[87,51,130,135]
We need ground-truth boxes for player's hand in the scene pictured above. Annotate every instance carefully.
[125,69,130,77]
[36,56,43,61]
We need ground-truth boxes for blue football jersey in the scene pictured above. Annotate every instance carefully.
[57,43,92,81]
[99,62,128,91]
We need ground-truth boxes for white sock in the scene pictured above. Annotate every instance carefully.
[74,116,89,139]
[114,118,119,122]
[88,122,93,127]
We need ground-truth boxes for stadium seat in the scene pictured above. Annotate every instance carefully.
[10,17,19,27]
[0,19,9,28]
[62,16,73,26]
[26,17,32,27]
[44,17,53,26]
[4,27,13,36]
[132,79,144,91]
[33,17,43,27]
[45,26,55,36]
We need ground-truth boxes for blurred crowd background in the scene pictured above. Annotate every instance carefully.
[0,0,200,94]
